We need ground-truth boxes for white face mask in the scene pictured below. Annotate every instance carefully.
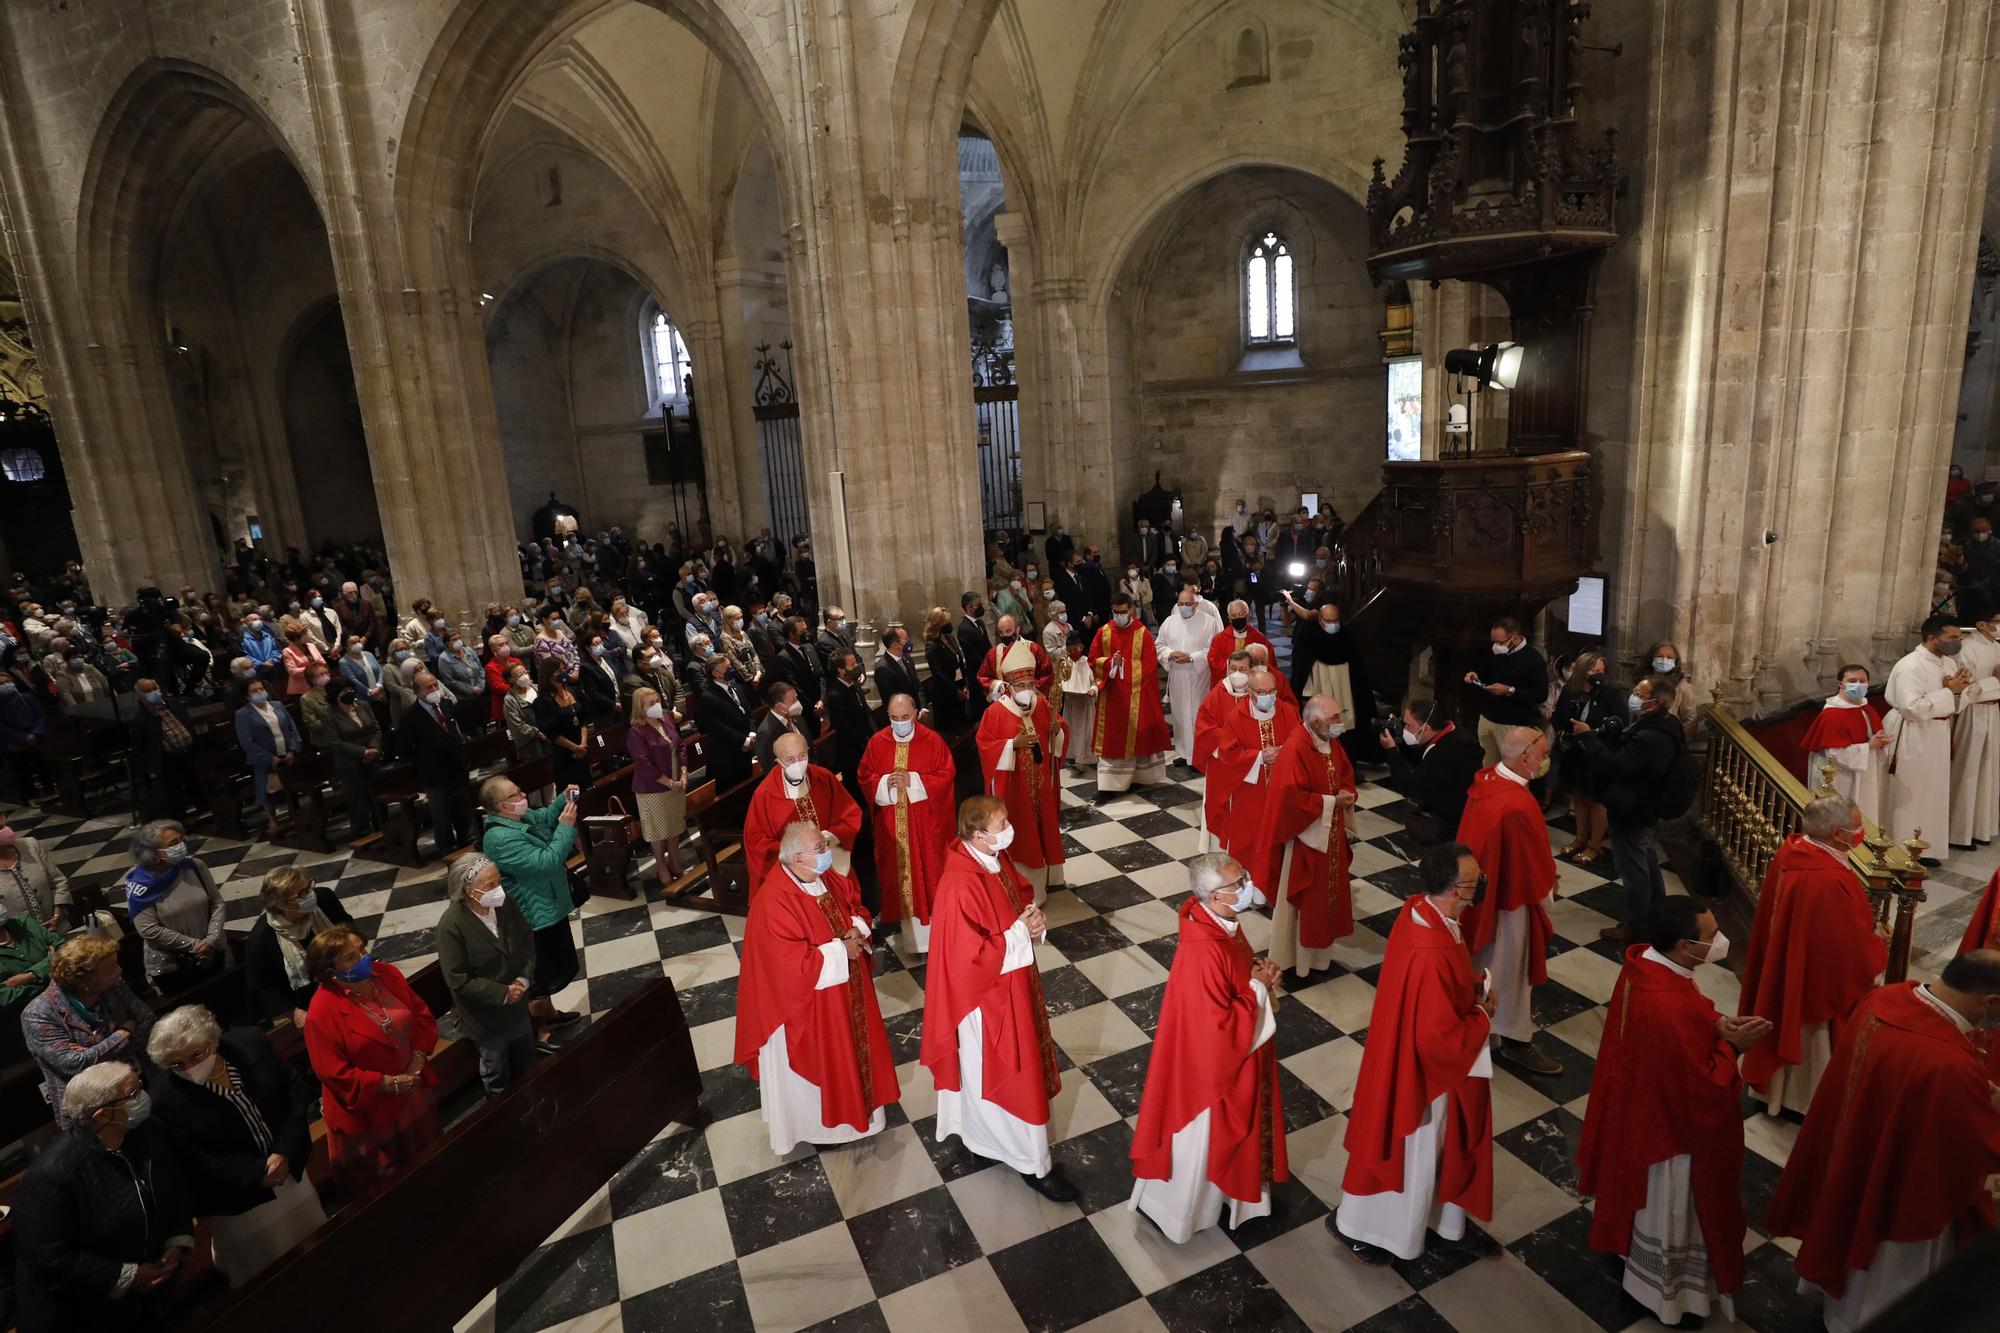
[1401,726,1421,746]
[1230,881,1258,914]
[1695,931,1730,966]
[1225,670,1249,693]
[174,1053,219,1084]
[890,718,915,740]
[646,703,665,720]
[1113,611,1132,627]
[425,688,445,706]
[988,824,1016,852]
[476,886,506,911]
[782,759,809,783]
[1491,640,1510,656]
[1250,692,1276,717]
[1013,687,1036,707]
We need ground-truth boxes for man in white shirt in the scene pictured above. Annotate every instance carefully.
[1156,587,1222,767]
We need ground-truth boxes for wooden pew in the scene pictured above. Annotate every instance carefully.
[181,977,703,1333]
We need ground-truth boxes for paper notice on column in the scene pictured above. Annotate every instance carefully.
[1568,576,1605,638]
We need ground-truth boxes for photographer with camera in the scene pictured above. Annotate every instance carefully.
[1582,674,1695,943]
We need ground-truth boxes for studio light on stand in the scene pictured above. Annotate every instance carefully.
[1440,341,1525,455]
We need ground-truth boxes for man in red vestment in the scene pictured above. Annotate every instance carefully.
[734,823,901,1153]
[1192,650,1253,851]
[1579,897,1770,1324]
[1737,795,1889,1116]
[856,694,956,954]
[1334,842,1498,1264]
[1130,852,1287,1242]
[1212,670,1302,876]
[921,794,1077,1200]
[974,642,1067,902]
[1956,869,2000,1077]
[974,615,1054,702]
[1243,642,1298,709]
[1255,696,1357,976]
[1088,593,1172,793]
[1205,600,1274,679]
[742,732,862,893]
[1765,952,2000,1332]
[1453,725,1562,1077]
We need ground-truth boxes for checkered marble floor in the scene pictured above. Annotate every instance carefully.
[6,754,1953,1333]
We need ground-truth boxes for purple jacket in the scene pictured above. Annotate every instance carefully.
[627,719,684,793]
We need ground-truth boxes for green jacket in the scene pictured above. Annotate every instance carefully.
[480,795,577,931]
[0,913,60,1010]
[435,898,536,1039]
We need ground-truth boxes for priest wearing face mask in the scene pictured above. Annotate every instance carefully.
[1452,726,1564,1078]
[857,695,957,953]
[1193,651,1256,851]
[1254,696,1358,977]
[1881,614,1972,858]
[1287,600,1365,725]
[974,613,1054,702]
[975,643,1068,903]
[1950,615,2000,849]
[1129,853,1286,1243]
[1212,670,1302,876]
[743,732,862,893]
[1579,897,1765,1326]
[1765,949,2000,1332]
[1088,593,1172,794]
[1156,587,1221,768]
[1333,843,1497,1266]
[921,796,1077,1201]
[1802,664,1890,830]
[1205,599,1273,681]
[737,821,900,1154]
[1736,795,1889,1117]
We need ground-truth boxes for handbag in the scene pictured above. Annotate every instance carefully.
[581,796,638,898]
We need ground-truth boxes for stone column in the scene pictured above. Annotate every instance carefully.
[712,258,786,541]
[1612,0,2000,710]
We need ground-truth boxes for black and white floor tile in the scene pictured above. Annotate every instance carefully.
[7,738,1972,1333]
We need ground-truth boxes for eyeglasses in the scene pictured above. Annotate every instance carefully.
[161,1049,215,1073]
[1454,874,1488,895]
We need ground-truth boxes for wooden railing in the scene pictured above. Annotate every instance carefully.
[1700,704,1929,979]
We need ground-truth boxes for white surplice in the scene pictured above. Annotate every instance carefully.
[1335,906,1493,1259]
[757,870,885,1154]
[932,843,1055,1177]
[1156,606,1221,764]
[1950,629,2000,845]
[1882,644,1964,849]
[1471,762,1538,1044]
[1810,695,1888,830]
[1128,904,1277,1242]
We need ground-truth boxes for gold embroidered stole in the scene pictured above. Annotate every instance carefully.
[808,885,874,1107]
[891,740,916,920]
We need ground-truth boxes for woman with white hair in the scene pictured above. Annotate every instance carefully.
[145,1006,325,1286]
[120,820,226,993]
[13,1060,194,1332]
[435,854,541,1093]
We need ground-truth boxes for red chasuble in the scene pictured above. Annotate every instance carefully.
[1193,683,1248,837]
[976,639,1055,698]
[1737,835,1888,1092]
[1799,699,1886,753]
[1578,947,1747,1293]
[733,864,900,1129]
[1254,728,1356,946]
[1131,899,1288,1201]
[1341,896,1493,1215]
[974,697,1067,871]
[1213,700,1303,867]
[855,723,957,925]
[1764,982,2000,1295]
[1205,626,1274,680]
[1089,620,1172,760]
[741,763,863,893]
[1452,766,1557,976]
[919,843,1062,1124]
[1956,870,2000,1078]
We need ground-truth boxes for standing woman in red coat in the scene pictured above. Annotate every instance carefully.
[303,926,441,1199]
[485,635,517,724]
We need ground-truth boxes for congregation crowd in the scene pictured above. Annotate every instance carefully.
[0,496,1997,1333]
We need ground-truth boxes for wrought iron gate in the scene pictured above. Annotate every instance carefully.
[972,332,1021,531]
[753,341,811,550]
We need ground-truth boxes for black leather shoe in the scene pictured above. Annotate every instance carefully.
[1020,1167,1080,1202]
[1327,1216,1393,1266]
[1448,1225,1502,1258]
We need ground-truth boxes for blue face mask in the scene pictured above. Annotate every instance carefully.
[141,690,162,705]
[1652,656,1677,674]
[334,953,374,984]
[1841,681,1868,703]
[311,597,324,609]
[296,891,319,913]
[1628,695,1647,717]
[1176,604,1193,619]
[592,645,607,658]
[813,848,835,875]
[162,842,189,863]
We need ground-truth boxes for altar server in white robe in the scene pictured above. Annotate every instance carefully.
[1949,615,2000,847]
[1882,615,1971,856]
[1156,587,1221,765]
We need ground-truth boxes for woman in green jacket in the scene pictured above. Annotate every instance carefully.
[436,854,540,1090]
[477,776,584,1035]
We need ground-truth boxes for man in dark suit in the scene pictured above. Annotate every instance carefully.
[775,617,825,717]
[1078,547,1114,628]
[755,680,814,772]
[823,650,875,797]
[1375,696,1484,844]
[128,677,208,821]
[1043,522,1075,573]
[815,608,855,677]
[693,655,757,789]
[398,668,475,853]
[873,626,922,713]
[956,591,991,723]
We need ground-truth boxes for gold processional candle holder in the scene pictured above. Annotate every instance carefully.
[1815,761,1840,799]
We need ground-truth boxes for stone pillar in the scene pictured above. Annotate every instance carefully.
[779,1,984,629]
[712,258,785,541]
[1613,0,2000,710]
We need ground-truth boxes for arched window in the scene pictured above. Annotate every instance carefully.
[645,307,693,407]
[1244,231,1296,346]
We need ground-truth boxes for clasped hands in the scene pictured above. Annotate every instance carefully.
[1250,955,1281,991]
[1716,1014,1774,1052]
[1017,903,1048,944]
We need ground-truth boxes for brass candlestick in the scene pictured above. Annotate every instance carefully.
[1815,762,1841,799]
